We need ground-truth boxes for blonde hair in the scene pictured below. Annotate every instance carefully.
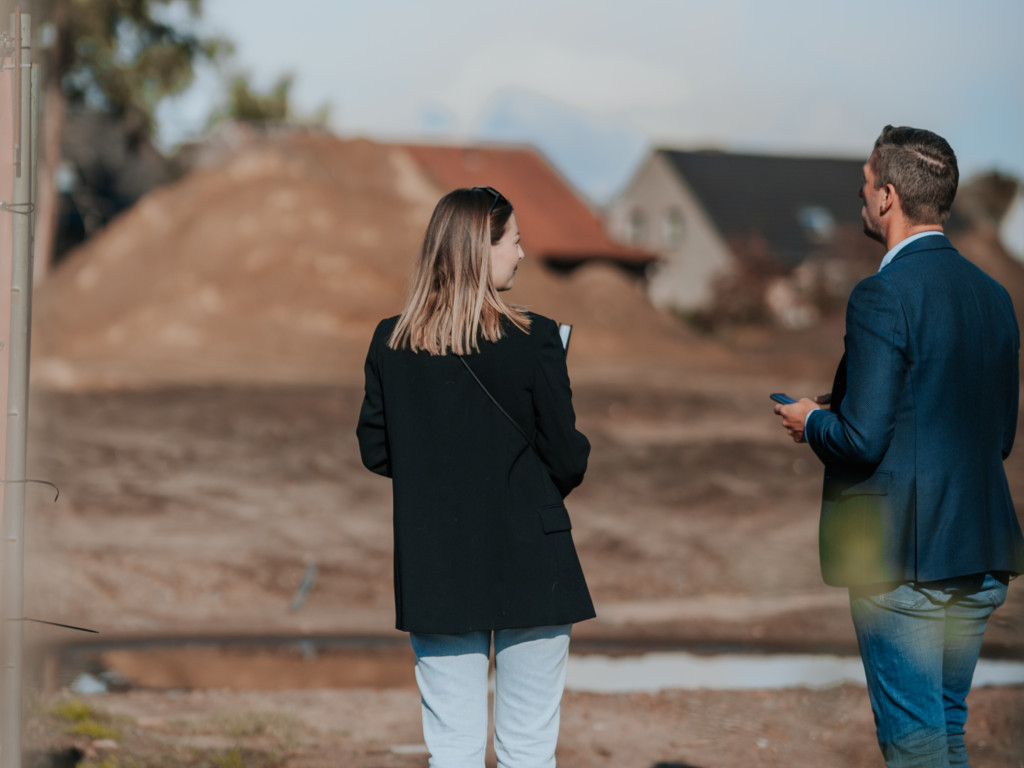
[388,188,530,355]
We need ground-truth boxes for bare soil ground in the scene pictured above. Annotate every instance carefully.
[19,364,1024,767]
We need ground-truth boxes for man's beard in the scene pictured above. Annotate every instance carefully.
[862,210,885,245]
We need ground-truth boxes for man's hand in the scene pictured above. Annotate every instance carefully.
[774,395,827,444]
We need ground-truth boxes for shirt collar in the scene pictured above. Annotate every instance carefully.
[878,231,944,271]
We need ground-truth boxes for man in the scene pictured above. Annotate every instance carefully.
[776,125,1024,767]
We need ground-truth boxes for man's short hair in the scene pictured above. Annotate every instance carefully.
[871,125,959,225]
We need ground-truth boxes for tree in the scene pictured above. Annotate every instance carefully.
[225,73,293,125]
[29,0,228,279]
[209,71,330,128]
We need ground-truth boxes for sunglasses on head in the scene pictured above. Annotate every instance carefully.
[472,186,506,215]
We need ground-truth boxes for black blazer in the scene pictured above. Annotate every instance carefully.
[357,312,594,633]
[807,235,1024,585]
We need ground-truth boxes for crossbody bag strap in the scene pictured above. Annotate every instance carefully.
[457,355,537,451]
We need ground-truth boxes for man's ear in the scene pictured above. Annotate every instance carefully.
[879,183,897,216]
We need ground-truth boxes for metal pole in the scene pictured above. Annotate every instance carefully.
[2,9,31,768]
[27,60,35,245]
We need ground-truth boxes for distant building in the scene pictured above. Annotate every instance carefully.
[398,143,656,275]
[606,149,868,313]
[1000,181,1024,263]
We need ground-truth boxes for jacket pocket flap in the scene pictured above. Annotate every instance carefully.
[838,471,891,497]
[538,503,572,533]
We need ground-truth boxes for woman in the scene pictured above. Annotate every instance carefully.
[356,186,593,767]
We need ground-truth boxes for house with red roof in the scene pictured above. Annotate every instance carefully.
[397,143,655,276]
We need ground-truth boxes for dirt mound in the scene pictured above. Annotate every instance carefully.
[950,226,1024,331]
[523,262,733,372]
[34,134,424,387]
[33,133,725,389]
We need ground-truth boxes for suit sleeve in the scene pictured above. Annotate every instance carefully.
[806,277,904,466]
[356,323,392,477]
[532,318,590,497]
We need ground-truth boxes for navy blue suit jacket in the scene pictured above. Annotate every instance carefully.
[805,234,1024,586]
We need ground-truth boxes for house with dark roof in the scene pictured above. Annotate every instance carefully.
[605,148,870,312]
[398,143,656,275]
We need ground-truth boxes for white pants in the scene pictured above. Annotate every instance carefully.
[409,625,572,768]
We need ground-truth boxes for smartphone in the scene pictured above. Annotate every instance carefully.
[770,393,796,405]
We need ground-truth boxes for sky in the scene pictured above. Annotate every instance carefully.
[156,0,1024,205]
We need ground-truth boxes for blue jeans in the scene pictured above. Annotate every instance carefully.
[849,572,1009,768]
[410,625,572,768]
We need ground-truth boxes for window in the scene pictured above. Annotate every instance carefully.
[628,208,647,244]
[662,208,684,247]
[797,205,836,239]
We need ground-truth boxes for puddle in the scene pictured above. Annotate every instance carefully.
[51,637,1024,695]
[56,639,418,693]
[565,651,1024,693]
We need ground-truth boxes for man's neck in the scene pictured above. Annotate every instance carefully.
[885,223,944,251]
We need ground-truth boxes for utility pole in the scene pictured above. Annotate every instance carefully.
[1,8,35,768]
